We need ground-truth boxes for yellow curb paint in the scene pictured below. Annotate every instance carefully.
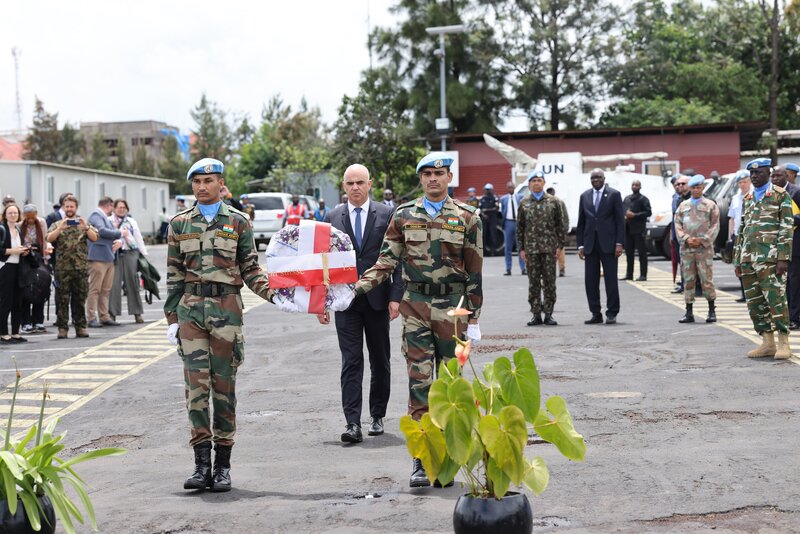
[10,392,82,402]
[58,364,138,372]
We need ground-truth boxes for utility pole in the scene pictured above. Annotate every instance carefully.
[425,24,466,151]
[12,47,22,133]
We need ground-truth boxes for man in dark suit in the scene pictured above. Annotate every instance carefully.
[576,169,625,324]
[319,163,403,444]
[621,180,652,281]
[770,165,800,329]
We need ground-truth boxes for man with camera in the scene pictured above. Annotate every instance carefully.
[46,195,98,339]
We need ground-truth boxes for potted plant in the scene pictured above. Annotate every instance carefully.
[1,358,125,533]
[400,299,586,533]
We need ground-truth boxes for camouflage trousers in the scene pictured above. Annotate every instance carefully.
[400,290,468,421]
[741,262,789,334]
[525,252,557,314]
[54,269,88,330]
[176,293,244,447]
[681,247,716,304]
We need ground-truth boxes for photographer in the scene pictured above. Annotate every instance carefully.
[19,204,50,334]
[0,203,30,343]
[46,195,98,339]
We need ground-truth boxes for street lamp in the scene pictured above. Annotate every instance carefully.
[425,24,465,151]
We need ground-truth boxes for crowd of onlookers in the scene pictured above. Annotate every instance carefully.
[0,192,149,342]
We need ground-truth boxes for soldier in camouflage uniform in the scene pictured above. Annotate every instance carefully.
[674,174,720,324]
[734,158,794,359]
[547,187,569,277]
[165,158,273,493]
[354,152,483,488]
[517,170,565,326]
[45,195,98,339]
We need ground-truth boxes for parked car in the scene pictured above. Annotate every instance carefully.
[246,193,319,249]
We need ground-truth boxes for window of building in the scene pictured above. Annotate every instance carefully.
[144,137,153,146]
[132,138,138,146]
[643,160,680,178]
[47,176,54,204]
[141,187,147,209]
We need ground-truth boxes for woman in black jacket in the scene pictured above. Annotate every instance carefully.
[0,203,30,343]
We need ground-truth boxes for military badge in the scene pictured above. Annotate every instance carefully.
[434,159,443,168]
[204,164,214,173]
[446,216,460,226]
[223,224,235,233]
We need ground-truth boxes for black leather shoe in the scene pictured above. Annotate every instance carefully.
[619,276,633,281]
[211,444,232,492]
[636,276,647,281]
[605,315,617,325]
[736,296,747,303]
[527,314,543,326]
[584,314,603,324]
[184,442,213,490]
[543,314,558,326]
[790,322,800,331]
[341,423,363,443]
[671,286,684,294]
[367,417,384,436]
[521,270,527,275]
[410,458,430,488]
[503,270,511,276]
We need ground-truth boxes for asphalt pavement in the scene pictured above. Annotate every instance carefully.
[2,246,799,533]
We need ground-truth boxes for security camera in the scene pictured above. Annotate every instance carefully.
[433,48,444,59]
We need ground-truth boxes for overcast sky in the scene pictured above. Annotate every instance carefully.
[0,0,398,134]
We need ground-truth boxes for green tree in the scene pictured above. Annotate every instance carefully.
[58,123,84,165]
[332,67,422,197]
[488,0,619,129]
[116,137,128,173]
[371,0,508,137]
[131,146,155,176]
[160,135,190,195]
[190,93,232,161]
[23,98,60,161]
[83,133,112,171]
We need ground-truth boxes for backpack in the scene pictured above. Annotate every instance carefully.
[18,252,51,305]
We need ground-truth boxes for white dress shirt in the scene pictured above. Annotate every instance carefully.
[505,194,518,220]
[348,199,370,240]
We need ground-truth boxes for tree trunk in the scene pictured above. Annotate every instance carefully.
[768,0,779,163]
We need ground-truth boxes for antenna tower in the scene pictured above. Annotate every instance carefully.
[12,47,22,132]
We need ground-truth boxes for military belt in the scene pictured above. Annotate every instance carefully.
[406,282,466,297]
[184,282,240,297]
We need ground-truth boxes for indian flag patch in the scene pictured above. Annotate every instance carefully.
[222,224,235,233]
[446,217,460,226]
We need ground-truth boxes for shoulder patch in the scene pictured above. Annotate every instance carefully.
[397,199,419,210]
[452,198,477,213]
[170,206,194,222]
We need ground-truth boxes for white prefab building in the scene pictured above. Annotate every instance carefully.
[0,161,171,236]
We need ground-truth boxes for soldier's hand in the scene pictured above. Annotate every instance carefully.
[777,260,789,277]
[388,301,400,321]
[316,312,330,325]
[166,323,179,345]
[467,323,482,343]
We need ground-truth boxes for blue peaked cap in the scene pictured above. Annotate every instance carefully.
[745,158,772,171]
[687,175,705,187]
[416,152,454,173]
[527,169,545,182]
[187,158,224,180]
[785,162,800,173]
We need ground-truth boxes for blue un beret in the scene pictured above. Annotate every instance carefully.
[785,163,800,173]
[687,175,705,187]
[527,169,545,182]
[745,158,772,171]
[416,152,454,173]
[734,170,750,182]
[187,158,224,180]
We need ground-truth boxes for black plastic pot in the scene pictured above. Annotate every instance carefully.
[453,491,532,534]
[0,495,57,534]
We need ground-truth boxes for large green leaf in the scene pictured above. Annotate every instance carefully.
[494,349,540,423]
[437,358,460,387]
[399,414,446,482]
[1,469,18,514]
[523,456,550,495]
[18,491,41,531]
[0,450,23,480]
[486,457,511,498]
[478,407,527,484]
[436,453,461,487]
[429,377,479,465]
[533,396,586,461]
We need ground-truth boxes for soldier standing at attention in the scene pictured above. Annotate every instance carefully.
[517,170,565,326]
[734,158,794,359]
[675,174,720,323]
[165,157,273,493]
[354,152,483,488]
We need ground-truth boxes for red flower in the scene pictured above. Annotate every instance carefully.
[455,340,471,366]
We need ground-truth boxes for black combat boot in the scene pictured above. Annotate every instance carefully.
[706,299,716,323]
[184,442,213,490]
[409,458,430,488]
[211,444,232,492]
[679,303,695,323]
[526,314,543,326]
[543,313,558,326]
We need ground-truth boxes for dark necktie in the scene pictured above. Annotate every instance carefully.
[354,207,363,248]
[511,196,516,220]
[594,190,601,212]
